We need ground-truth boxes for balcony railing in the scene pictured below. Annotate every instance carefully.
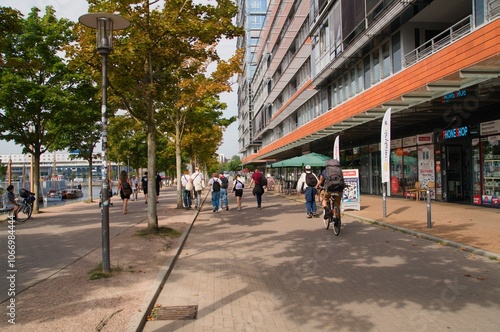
[404,16,472,68]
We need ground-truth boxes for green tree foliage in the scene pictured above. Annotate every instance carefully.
[0,6,79,212]
[50,73,101,202]
[226,155,242,172]
[73,0,243,227]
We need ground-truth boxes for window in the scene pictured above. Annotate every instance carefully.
[373,48,380,83]
[249,15,265,29]
[364,56,371,89]
[249,0,266,11]
[344,74,349,100]
[332,83,338,107]
[392,32,402,73]
[382,42,391,78]
[350,69,356,97]
[357,62,363,93]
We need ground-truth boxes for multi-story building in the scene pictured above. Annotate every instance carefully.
[237,0,268,156]
[0,152,122,182]
[238,0,500,208]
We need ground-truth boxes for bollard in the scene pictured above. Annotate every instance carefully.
[426,188,432,228]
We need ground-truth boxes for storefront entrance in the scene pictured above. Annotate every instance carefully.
[443,142,472,203]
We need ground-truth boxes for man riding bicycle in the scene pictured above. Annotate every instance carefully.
[317,159,345,220]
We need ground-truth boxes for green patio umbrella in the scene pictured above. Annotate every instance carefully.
[270,152,331,168]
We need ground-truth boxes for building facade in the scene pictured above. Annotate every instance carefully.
[0,152,121,182]
[238,0,500,208]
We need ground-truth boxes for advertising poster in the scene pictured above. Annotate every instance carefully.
[341,169,360,211]
[418,144,435,199]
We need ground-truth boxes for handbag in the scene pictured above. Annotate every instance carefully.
[185,177,193,191]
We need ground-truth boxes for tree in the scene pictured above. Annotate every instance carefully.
[227,155,242,172]
[50,73,102,202]
[0,6,79,212]
[73,0,243,229]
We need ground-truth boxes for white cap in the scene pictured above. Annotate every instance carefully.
[305,165,311,172]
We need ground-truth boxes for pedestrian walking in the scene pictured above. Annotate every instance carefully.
[219,173,229,211]
[118,170,133,214]
[181,169,192,209]
[249,168,267,209]
[232,174,245,211]
[191,166,205,210]
[296,165,319,218]
[155,172,162,203]
[141,171,148,203]
[208,172,222,212]
[131,175,139,201]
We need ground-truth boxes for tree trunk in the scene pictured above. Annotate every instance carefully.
[147,113,158,230]
[175,122,183,209]
[33,152,41,213]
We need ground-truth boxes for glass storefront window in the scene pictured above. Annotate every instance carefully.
[472,138,481,204]
[390,147,417,196]
[481,135,500,208]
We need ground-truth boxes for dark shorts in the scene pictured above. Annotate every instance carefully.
[142,186,148,194]
[234,189,243,197]
[120,190,131,200]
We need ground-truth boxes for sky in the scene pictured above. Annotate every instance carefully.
[0,0,240,159]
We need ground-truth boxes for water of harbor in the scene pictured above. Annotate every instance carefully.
[43,185,106,207]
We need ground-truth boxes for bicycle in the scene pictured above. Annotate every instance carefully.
[323,191,342,236]
[17,189,36,222]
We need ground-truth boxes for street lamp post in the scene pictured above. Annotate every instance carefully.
[79,13,130,273]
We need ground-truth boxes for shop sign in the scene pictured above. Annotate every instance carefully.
[441,126,468,140]
[417,133,433,144]
[442,89,466,103]
[390,138,402,149]
[480,120,500,136]
[403,136,416,147]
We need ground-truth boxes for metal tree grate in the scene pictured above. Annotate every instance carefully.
[155,305,198,320]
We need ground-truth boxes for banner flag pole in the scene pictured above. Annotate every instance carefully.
[381,107,392,218]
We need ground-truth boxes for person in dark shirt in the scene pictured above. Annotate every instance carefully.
[141,171,148,203]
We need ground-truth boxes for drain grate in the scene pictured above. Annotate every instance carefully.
[155,305,198,320]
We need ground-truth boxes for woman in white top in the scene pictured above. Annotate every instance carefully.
[232,174,245,210]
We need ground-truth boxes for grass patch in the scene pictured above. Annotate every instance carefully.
[135,226,182,238]
[88,263,111,280]
[488,256,497,261]
[88,263,124,280]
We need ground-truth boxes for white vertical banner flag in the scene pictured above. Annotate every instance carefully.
[333,135,340,160]
[381,108,392,184]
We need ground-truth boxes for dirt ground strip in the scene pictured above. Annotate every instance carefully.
[0,220,187,332]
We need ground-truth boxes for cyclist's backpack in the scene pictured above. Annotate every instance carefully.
[212,180,221,192]
[305,173,318,187]
[324,160,345,192]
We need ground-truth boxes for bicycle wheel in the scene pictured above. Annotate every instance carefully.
[323,201,331,230]
[332,205,341,236]
[323,214,330,229]
[17,204,31,222]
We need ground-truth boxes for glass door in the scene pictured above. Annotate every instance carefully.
[447,146,462,201]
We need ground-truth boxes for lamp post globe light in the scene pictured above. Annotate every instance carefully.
[78,13,130,273]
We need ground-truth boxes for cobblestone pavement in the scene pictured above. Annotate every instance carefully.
[143,191,500,332]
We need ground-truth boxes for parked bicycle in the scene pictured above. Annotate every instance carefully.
[323,191,342,236]
[17,188,36,222]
